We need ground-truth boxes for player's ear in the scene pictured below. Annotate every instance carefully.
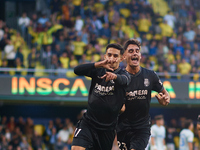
[104,54,106,60]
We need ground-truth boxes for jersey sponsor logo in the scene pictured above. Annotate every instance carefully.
[126,90,148,100]
[94,83,114,96]
[144,78,150,87]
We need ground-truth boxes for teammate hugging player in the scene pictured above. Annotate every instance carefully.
[71,43,130,150]
[117,39,170,150]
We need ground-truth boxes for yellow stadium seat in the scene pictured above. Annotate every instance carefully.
[193,73,199,81]
[34,124,45,136]
[21,70,27,76]
[9,70,15,76]
[34,65,46,77]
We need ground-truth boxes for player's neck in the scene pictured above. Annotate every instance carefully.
[126,66,140,74]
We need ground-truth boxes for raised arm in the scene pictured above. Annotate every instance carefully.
[101,71,130,86]
[74,59,115,77]
[74,63,95,76]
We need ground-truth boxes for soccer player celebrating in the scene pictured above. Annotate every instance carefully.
[117,39,170,150]
[179,120,194,150]
[71,43,130,150]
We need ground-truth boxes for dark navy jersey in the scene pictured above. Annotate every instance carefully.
[117,67,164,131]
[74,63,130,130]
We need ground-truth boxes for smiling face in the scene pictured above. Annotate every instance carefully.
[124,44,141,69]
[104,47,123,70]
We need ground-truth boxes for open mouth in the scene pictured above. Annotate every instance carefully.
[131,57,139,61]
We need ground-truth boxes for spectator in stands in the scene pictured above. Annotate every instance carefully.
[49,54,60,70]
[59,51,69,69]
[24,117,34,140]
[101,23,111,38]
[7,116,16,133]
[47,127,57,149]
[164,11,176,29]
[1,116,7,129]
[0,59,9,75]
[20,137,30,150]
[0,33,7,53]
[10,127,22,149]
[4,40,16,67]
[42,45,52,68]
[5,128,11,142]
[69,55,78,69]
[57,125,73,143]
[56,35,67,52]
[0,135,8,149]
[53,44,62,58]
[38,14,49,27]
[178,58,191,78]
[15,57,25,75]
[54,118,63,132]
[31,130,43,150]
[28,47,39,74]
[55,137,65,150]
[18,12,30,38]
[149,40,157,55]
[72,36,86,61]
[16,117,25,134]
[75,15,84,32]
[15,47,24,64]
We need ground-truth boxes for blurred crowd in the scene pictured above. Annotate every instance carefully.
[0,0,200,79]
[0,115,199,150]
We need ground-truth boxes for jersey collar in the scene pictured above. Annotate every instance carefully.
[128,67,142,77]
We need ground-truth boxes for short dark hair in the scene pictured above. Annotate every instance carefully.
[154,115,164,120]
[123,39,141,51]
[106,43,124,55]
[184,120,193,129]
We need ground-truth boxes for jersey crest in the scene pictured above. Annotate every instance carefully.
[144,78,150,87]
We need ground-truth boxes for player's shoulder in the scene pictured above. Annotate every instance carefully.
[117,67,129,75]
[141,67,157,75]
[151,124,157,129]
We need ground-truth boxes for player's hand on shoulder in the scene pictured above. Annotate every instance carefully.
[155,93,170,106]
[101,72,117,82]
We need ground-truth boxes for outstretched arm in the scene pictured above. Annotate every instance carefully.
[155,88,170,106]
[74,59,115,76]
[101,71,130,85]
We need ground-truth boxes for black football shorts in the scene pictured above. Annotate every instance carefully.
[72,120,115,150]
[117,128,151,150]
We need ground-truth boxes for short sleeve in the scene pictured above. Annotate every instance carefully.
[151,125,157,137]
[187,132,194,142]
[152,71,164,93]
